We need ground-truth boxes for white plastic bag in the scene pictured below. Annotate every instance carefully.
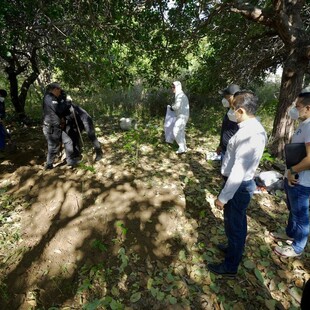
[120,118,136,130]
[206,151,221,161]
[164,106,176,143]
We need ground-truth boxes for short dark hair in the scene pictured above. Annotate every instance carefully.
[0,89,8,98]
[233,90,259,115]
[298,92,310,106]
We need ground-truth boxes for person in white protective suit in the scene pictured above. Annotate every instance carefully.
[170,81,189,154]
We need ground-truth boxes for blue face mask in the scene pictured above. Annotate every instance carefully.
[222,98,230,108]
[288,106,299,120]
[227,108,237,122]
[0,97,4,103]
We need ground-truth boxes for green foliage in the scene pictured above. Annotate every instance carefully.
[118,247,129,273]
[0,283,9,303]
[91,240,108,253]
[0,187,14,211]
[122,122,163,163]
[115,221,128,236]
[79,163,96,173]
[261,149,276,164]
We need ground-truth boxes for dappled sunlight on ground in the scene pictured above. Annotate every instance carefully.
[0,123,309,309]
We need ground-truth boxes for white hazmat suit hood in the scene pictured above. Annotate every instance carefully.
[173,81,183,96]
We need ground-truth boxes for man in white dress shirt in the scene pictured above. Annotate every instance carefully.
[208,90,267,277]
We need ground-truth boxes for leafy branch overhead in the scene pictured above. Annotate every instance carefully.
[1,0,310,156]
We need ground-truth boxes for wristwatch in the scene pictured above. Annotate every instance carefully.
[290,166,297,175]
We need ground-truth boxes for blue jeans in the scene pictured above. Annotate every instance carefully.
[223,179,256,272]
[284,179,310,254]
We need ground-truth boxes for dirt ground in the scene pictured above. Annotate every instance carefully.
[0,120,309,310]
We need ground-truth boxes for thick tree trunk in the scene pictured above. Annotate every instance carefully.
[270,53,307,158]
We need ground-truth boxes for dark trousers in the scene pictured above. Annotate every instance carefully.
[66,126,81,158]
[223,179,256,272]
[43,126,75,165]
[301,279,310,310]
[84,119,101,150]
[0,123,5,150]
[67,120,101,154]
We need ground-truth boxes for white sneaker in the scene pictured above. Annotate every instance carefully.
[176,149,187,154]
[274,245,302,258]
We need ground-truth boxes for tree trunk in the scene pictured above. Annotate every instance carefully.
[19,49,40,119]
[270,52,307,158]
[6,68,26,119]
[5,48,40,121]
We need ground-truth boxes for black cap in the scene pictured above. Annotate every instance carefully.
[49,82,61,89]
[219,84,240,96]
[0,89,8,97]
[45,82,61,93]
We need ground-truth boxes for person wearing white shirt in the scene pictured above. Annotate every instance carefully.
[208,90,267,277]
[272,91,310,257]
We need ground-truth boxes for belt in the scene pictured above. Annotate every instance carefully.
[43,122,60,127]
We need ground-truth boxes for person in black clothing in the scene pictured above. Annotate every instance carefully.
[42,82,77,169]
[216,84,240,159]
[0,89,8,155]
[59,91,103,162]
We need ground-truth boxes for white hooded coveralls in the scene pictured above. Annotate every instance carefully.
[171,81,189,152]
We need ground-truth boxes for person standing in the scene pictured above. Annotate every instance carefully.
[170,81,189,154]
[216,84,240,158]
[272,91,310,257]
[208,90,267,277]
[0,89,8,158]
[42,82,76,169]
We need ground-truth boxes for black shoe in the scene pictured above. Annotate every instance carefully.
[67,158,81,168]
[95,148,103,161]
[45,164,53,170]
[207,263,237,278]
[217,243,228,254]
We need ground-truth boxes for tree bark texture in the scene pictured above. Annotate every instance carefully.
[231,0,309,158]
[4,48,40,120]
[271,53,308,157]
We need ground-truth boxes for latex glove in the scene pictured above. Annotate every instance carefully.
[69,105,74,113]
[67,95,73,102]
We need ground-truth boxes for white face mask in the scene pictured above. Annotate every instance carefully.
[288,106,299,120]
[222,98,230,108]
[0,97,4,103]
[227,108,237,122]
